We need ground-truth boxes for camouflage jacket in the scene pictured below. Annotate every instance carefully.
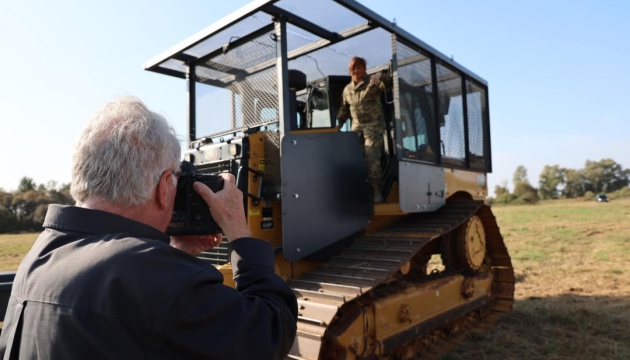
[337,74,391,131]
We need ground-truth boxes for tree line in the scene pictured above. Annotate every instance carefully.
[489,158,630,205]
[0,177,73,234]
[2,158,629,233]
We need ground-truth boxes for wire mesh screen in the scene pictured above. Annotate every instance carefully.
[193,27,281,193]
[144,0,495,184]
[277,0,367,34]
[436,63,465,162]
[194,29,278,139]
[395,40,438,163]
[186,13,273,59]
[151,11,273,77]
[465,80,488,170]
[288,28,393,86]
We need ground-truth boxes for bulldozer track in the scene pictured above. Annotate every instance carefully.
[286,200,514,359]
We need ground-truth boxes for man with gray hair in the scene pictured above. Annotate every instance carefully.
[0,96,297,359]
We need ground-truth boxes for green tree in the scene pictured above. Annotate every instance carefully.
[46,182,73,206]
[11,189,49,230]
[511,166,539,204]
[582,159,630,194]
[492,180,516,204]
[494,180,509,197]
[561,168,585,198]
[512,165,528,186]
[18,177,36,193]
[538,165,563,199]
[0,190,18,233]
[0,179,73,233]
[513,182,539,204]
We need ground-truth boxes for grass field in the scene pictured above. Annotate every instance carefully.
[443,197,630,360]
[0,233,38,272]
[1,198,629,358]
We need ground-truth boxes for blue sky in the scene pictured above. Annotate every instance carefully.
[1,0,628,194]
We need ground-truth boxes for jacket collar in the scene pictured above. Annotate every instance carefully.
[43,204,170,244]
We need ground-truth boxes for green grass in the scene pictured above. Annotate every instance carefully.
[2,198,630,359]
[0,233,38,271]
[442,197,630,360]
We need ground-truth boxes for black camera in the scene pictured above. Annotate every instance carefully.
[166,161,224,236]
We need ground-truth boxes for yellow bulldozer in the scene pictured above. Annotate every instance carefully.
[144,0,514,358]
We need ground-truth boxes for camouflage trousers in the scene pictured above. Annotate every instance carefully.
[353,124,384,200]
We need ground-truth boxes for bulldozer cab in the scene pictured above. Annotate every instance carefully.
[144,0,492,262]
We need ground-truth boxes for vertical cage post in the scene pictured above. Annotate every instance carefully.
[484,86,492,172]
[186,64,197,142]
[391,33,402,161]
[461,75,470,168]
[274,18,291,141]
[430,58,442,164]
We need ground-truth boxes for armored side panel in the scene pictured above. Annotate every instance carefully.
[281,132,371,262]
[399,161,446,213]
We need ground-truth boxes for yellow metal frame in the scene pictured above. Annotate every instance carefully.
[444,167,488,200]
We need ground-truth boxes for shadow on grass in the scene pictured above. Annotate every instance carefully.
[441,294,630,360]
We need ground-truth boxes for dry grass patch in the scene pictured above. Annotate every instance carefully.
[2,199,630,358]
[0,233,38,272]
[442,197,630,360]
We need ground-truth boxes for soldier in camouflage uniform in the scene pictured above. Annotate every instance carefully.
[337,56,390,203]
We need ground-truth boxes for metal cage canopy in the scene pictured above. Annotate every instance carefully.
[143,0,487,86]
[143,0,495,263]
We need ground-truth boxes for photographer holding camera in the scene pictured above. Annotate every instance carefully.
[0,96,297,360]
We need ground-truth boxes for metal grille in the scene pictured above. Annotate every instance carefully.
[159,58,186,74]
[145,0,494,177]
[395,40,437,162]
[263,128,281,194]
[194,29,278,139]
[277,0,367,34]
[436,63,465,161]
[287,28,393,86]
[466,80,488,170]
[186,12,272,59]
[192,27,281,193]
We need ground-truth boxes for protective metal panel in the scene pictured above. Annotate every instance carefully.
[281,132,371,262]
[399,161,446,213]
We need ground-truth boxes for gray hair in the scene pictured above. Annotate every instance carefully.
[70,96,181,206]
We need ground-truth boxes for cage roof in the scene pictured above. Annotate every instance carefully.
[144,0,486,85]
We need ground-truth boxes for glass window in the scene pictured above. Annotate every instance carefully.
[396,41,437,162]
[436,63,465,163]
[308,88,332,128]
[466,80,488,170]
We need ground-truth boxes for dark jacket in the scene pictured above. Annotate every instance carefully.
[0,205,297,359]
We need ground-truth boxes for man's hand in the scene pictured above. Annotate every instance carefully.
[192,173,252,242]
[170,234,222,256]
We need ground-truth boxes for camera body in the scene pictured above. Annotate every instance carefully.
[166,161,224,236]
